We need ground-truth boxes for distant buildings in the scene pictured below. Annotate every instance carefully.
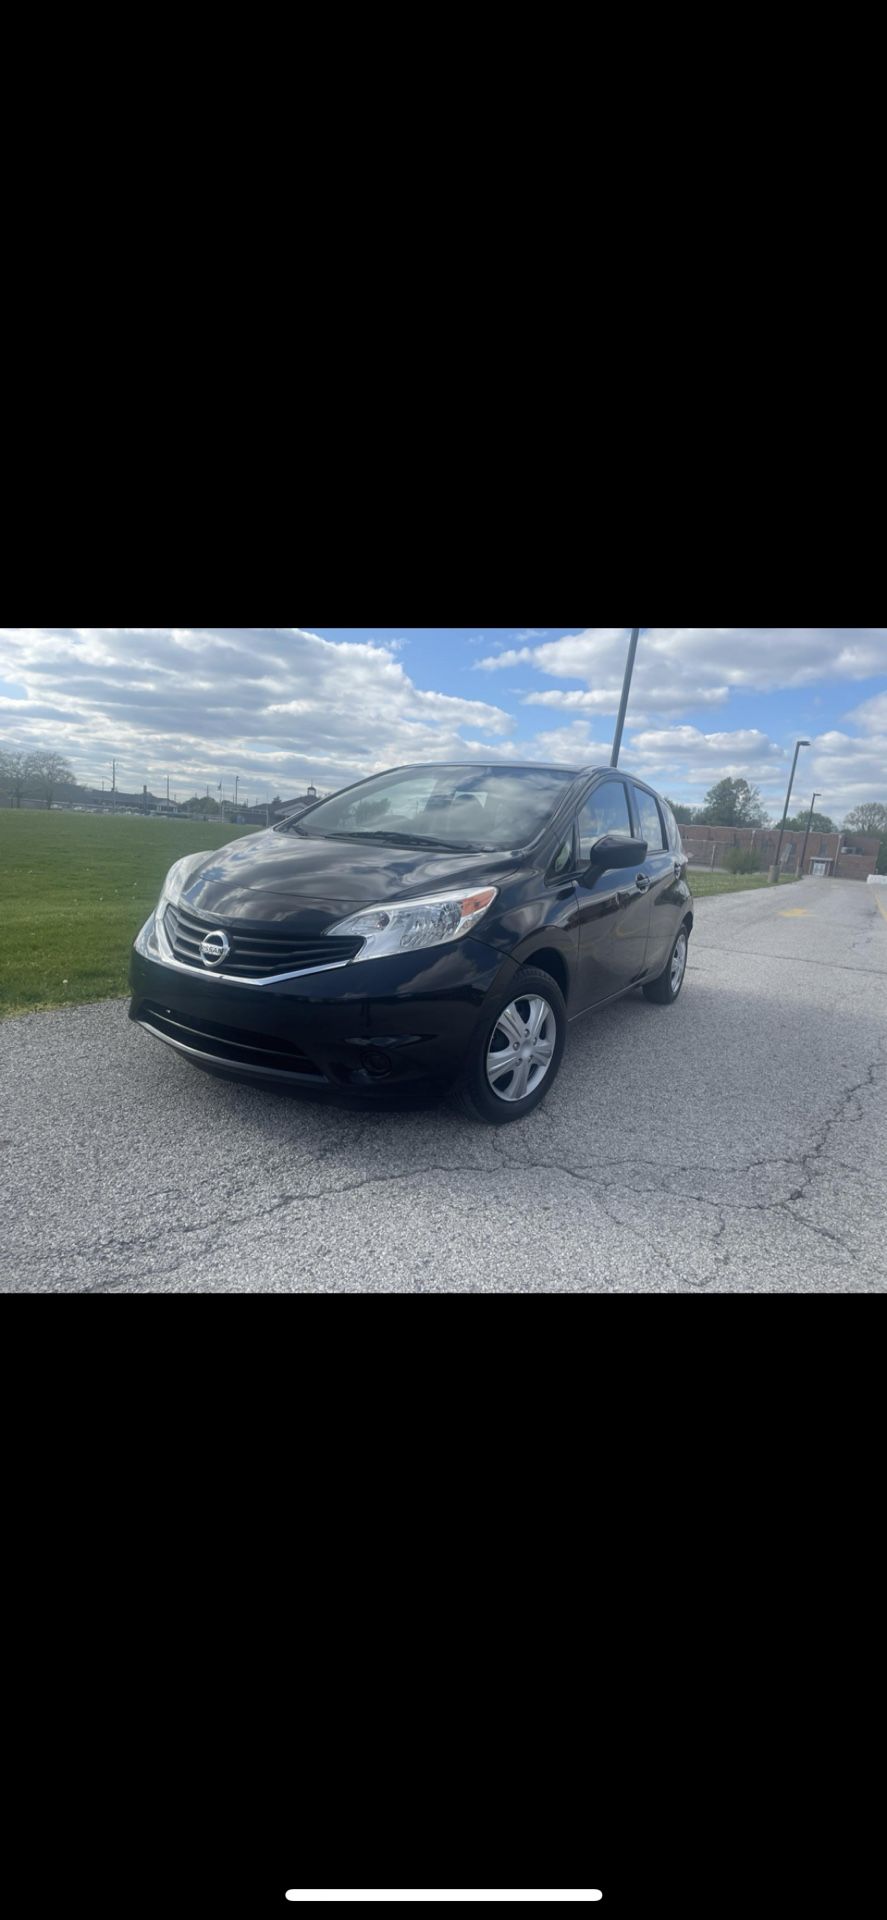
[27,781,328,824]
[681,824,880,880]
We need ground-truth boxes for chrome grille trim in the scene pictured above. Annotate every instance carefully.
[151,904,357,986]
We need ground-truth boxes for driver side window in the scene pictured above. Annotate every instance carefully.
[577,782,633,864]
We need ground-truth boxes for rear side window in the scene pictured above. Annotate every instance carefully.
[578,781,633,863]
[634,786,666,851]
[661,801,683,854]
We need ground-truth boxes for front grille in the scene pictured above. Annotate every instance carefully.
[139,1002,326,1079]
[163,900,362,978]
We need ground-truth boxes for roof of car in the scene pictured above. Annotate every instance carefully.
[394,761,607,775]
[379,762,661,789]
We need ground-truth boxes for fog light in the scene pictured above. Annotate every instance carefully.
[363,1048,392,1078]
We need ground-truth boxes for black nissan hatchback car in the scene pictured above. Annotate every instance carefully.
[130,763,692,1124]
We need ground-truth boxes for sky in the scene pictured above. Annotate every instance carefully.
[1,626,885,821]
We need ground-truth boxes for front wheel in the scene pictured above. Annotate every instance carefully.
[455,966,567,1125]
[643,924,690,1005]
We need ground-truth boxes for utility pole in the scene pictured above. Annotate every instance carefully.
[769,739,810,884]
[111,759,117,812]
[610,628,641,768]
[234,775,239,816]
[799,793,822,878]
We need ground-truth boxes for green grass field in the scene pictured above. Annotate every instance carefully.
[0,811,807,1018]
[689,869,801,898]
[0,811,254,1017]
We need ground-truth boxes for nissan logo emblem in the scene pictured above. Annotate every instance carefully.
[200,930,231,968]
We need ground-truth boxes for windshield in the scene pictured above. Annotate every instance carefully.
[281,766,577,852]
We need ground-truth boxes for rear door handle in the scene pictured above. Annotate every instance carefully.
[635,873,651,893]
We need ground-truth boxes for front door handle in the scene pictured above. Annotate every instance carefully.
[635,873,651,893]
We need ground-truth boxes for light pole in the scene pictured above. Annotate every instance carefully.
[799,793,822,878]
[610,627,641,768]
[769,739,810,884]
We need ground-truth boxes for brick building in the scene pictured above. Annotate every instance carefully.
[681,824,880,880]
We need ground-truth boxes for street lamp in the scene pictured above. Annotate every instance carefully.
[769,739,810,884]
[610,628,641,768]
[799,793,822,878]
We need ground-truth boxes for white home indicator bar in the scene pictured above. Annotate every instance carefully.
[285,1897,603,1905]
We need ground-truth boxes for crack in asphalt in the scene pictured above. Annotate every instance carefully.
[6,884,886,1293]
[64,1035,886,1294]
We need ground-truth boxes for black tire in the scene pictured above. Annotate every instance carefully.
[455,966,568,1125]
[642,921,690,1005]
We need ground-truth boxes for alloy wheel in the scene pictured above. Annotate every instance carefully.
[671,932,688,994]
[486,994,556,1104]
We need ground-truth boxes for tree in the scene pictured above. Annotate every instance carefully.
[843,803,887,837]
[696,777,770,828]
[782,811,836,834]
[27,750,75,809]
[181,795,222,817]
[0,749,33,807]
[843,803,887,875]
[664,797,695,825]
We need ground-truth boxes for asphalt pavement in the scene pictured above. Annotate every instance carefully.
[2,877,885,1292]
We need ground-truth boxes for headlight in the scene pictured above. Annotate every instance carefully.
[327,886,498,960]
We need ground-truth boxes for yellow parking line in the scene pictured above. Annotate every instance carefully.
[779,908,809,917]
[874,891,887,924]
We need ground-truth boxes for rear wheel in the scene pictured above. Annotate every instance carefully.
[456,966,567,1124]
[643,923,690,1005]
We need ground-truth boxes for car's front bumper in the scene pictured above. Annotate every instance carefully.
[129,923,514,1096]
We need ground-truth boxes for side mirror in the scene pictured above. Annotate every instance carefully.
[585,834,648,875]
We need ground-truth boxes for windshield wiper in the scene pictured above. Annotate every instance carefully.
[324,830,481,852]
[279,824,494,852]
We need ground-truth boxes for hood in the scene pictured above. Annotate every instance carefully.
[172,829,519,932]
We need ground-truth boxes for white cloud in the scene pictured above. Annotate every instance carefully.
[625,726,886,819]
[847,690,887,734]
[522,685,730,714]
[477,627,887,712]
[1,627,884,821]
[512,720,614,767]
[629,725,784,764]
[804,730,887,815]
[0,627,514,799]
